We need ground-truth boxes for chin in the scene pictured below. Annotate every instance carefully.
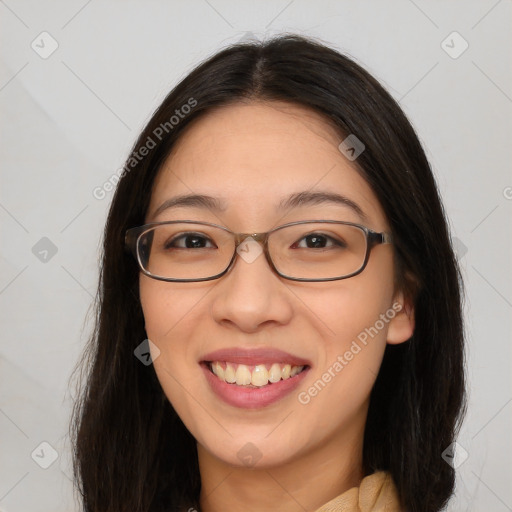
[198,428,306,470]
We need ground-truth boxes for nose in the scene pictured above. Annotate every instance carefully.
[210,238,294,333]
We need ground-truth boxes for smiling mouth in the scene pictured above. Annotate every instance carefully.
[204,361,309,388]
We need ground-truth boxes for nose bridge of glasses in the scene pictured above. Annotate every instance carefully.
[233,231,268,246]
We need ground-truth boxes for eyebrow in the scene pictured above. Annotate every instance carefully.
[151,190,367,221]
[278,191,367,221]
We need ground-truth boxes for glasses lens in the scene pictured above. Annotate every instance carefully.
[137,223,234,280]
[269,222,368,280]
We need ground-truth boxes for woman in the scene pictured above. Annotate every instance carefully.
[71,34,466,512]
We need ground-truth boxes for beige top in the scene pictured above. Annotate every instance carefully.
[186,470,401,512]
[313,471,402,512]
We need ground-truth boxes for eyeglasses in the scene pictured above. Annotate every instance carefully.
[124,220,392,282]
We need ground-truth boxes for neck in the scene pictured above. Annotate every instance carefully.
[198,427,364,512]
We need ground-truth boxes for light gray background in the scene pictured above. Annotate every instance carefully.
[1,1,511,511]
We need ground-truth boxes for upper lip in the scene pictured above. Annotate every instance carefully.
[200,347,311,367]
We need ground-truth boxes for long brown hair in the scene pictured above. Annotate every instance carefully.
[70,34,466,512]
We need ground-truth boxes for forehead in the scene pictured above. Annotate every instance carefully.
[148,101,387,229]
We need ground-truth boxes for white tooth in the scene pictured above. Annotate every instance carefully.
[290,365,304,377]
[224,363,236,383]
[213,362,225,380]
[235,364,252,385]
[281,364,291,380]
[269,363,282,383]
[251,365,269,387]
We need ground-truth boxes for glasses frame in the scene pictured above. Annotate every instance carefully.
[124,219,392,283]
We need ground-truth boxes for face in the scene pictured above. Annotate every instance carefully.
[139,101,414,470]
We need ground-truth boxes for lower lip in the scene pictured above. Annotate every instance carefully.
[201,363,310,409]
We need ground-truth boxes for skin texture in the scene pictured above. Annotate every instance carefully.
[139,101,415,512]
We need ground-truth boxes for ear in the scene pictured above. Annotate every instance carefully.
[386,290,415,345]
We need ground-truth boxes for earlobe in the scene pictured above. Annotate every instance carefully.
[386,292,415,345]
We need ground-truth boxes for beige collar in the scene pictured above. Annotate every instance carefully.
[313,471,402,512]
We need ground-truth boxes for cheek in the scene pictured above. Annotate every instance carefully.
[139,279,200,388]
[293,252,396,398]
[293,291,394,434]
[296,253,395,350]
[139,277,214,417]
[139,277,208,341]
[293,283,392,385]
